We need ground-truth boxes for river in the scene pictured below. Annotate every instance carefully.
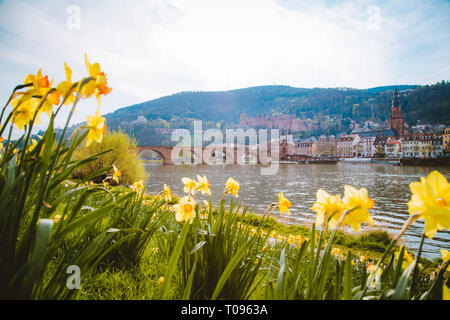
[143,162,450,259]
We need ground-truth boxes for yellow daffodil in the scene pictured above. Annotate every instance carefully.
[196,175,211,196]
[85,108,106,146]
[57,62,76,106]
[311,189,345,228]
[441,249,450,262]
[157,277,164,287]
[131,180,144,192]
[173,196,196,224]
[38,79,61,117]
[361,255,368,263]
[340,185,375,232]
[225,177,240,197]
[331,248,341,256]
[395,246,415,270]
[444,285,450,300]
[24,69,50,96]
[11,98,41,130]
[10,69,49,109]
[278,192,292,216]
[407,171,450,239]
[81,53,112,106]
[288,235,296,245]
[182,177,198,195]
[28,136,42,153]
[112,164,121,183]
[103,181,109,188]
[163,184,172,201]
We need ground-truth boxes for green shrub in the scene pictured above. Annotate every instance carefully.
[358,229,392,246]
[72,130,147,185]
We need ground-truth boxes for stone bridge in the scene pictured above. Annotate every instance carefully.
[136,140,320,165]
[137,145,278,165]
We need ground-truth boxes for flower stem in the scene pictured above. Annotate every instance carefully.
[409,231,426,298]
[393,212,420,243]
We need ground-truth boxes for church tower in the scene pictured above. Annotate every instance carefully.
[389,89,404,137]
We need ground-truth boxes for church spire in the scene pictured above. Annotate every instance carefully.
[392,88,400,108]
[389,88,404,137]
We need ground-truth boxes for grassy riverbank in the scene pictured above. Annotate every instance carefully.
[70,190,442,300]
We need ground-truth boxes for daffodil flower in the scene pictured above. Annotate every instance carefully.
[157,277,164,287]
[57,63,76,106]
[441,249,450,262]
[395,246,415,270]
[131,180,144,192]
[81,54,112,106]
[24,69,50,96]
[11,98,41,130]
[278,192,292,216]
[163,184,172,201]
[182,177,198,195]
[340,185,375,232]
[85,108,106,146]
[28,137,42,153]
[173,196,196,224]
[311,189,345,228]
[225,177,240,197]
[407,171,450,239]
[196,175,211,196]
[112,164,121,183]
[39,79,61,117]
[444,285,450,300]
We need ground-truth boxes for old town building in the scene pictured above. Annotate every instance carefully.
[373,136,388,157]
[337,135,359,158]
[296,141,313,156]
[385,137,402,158]
[443,127,450,153]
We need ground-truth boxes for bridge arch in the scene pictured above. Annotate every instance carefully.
[137,146,173,165]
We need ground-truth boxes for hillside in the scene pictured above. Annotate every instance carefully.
[103,82,450,145]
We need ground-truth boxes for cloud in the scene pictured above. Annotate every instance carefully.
[0,0,448,132]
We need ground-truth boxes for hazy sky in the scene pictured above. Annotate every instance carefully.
[0,0,449,129]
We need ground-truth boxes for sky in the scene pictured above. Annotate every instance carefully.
[0,0,449,131]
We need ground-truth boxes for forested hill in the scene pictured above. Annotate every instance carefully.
[103,81,449,145]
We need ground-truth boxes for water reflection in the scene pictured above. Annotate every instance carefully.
[144,162,450,259]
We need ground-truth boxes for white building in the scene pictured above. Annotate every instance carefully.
[385,137,402,158]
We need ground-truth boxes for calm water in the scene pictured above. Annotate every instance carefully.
[143,163,450,259]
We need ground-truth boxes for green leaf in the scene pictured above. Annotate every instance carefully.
[211,240,252,300]
[343,252,353,300]
[392,260,416,300]
[182,258,198,300]
[25,219,54,295]
[159,222,191,299]
[190,241,206,255]
[276,248,286,300]
[393,246,405,286]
